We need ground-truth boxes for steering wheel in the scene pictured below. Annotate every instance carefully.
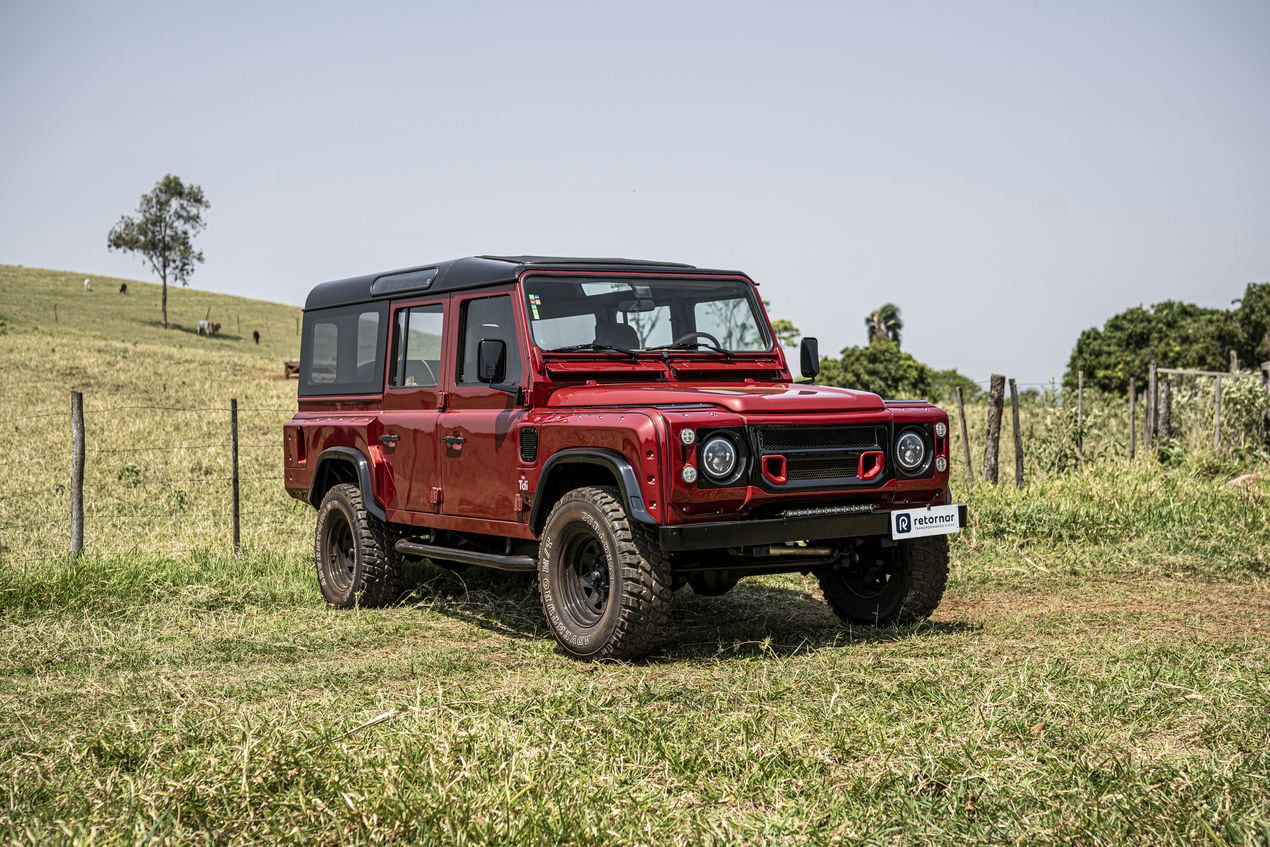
[672,331,722,349]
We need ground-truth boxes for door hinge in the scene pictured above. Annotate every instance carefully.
[430,487,443,505]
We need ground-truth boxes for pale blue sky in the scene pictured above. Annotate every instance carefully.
[2,0,1267,384]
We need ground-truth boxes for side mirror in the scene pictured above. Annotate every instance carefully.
[477,338,507,384]
[799,337,820,380]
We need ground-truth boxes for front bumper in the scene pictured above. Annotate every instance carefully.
[658,504,968,552]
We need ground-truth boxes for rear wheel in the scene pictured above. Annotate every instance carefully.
[538,486,671,660]
[314,483,403,608]
[816,536,948,626]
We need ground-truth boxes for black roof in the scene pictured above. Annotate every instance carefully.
[303,255,748,310]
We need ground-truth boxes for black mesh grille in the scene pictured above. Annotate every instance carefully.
[757,426,879,452]
[787,457,860,481]
[520,427,538,462]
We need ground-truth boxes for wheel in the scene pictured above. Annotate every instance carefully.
[816,536,948,626]
[314,483,404,608]
[537,486,672,660]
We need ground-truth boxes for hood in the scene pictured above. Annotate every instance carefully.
[546,382,886,413]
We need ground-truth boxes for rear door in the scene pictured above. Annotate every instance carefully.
[437,289,526,522]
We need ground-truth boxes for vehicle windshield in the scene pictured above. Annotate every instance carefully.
[523,276,773,353]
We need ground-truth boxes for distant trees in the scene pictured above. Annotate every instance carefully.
[1064,284,1269,394]
[865,303,903,346]
[819,339,932,399]
[762,300,801,348]
[107,174,210,330]
[1234,282,1270,366]
[811,303,976,401]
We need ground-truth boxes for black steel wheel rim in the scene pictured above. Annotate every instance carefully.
[844,559,896,601]
[557,522,611,626]
[323,512,356,591]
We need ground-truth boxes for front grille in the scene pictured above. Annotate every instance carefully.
[757,426,879,452]
[755,425,884,488]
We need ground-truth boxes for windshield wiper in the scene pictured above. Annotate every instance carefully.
[647,340,734,360]
[545,343,641,361]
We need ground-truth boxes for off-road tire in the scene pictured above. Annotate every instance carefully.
[816,536,948,626]
[314,483,404,608]
[537,486,672,660]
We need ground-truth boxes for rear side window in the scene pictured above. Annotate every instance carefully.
[299,303,388,396]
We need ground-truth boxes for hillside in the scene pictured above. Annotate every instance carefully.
[0,263,308,562]
[0,263,303,360]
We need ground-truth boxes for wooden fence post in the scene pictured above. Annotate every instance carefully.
[1160,377,1172,439]
[1129,377,1137,460]
[231,398,241,556]
[1214,377,1222,450]
[1009,378,1024,488]
[956,386,975,486]
[1077,371,1084,469]
[983,374,1005,485]
[70,390,84,556]
[1146,360,1158,449]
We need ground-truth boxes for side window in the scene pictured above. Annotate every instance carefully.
[390,304,445,388]
[309,321,339,384]
[299,303,387,395]
[458,295,522,385]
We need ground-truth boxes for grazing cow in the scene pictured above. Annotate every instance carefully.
[252,330,260,345]
[119,283,128,294]
[197,319,220,336]
[83,279,92,292]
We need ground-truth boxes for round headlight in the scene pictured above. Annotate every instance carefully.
[680,429,697,445]
[895,430,927,472]
[681,466,698,484]
[700,436,738,480]
[934,422,947,438]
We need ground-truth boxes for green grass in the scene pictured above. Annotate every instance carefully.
[1,265,1269,845]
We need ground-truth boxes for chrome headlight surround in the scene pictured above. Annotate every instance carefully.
[700,435,738,480]
[894,427,933,477]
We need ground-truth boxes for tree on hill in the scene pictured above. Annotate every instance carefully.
[1064,300,1243,394]
[107,174,210,330]
[865,303,903,346]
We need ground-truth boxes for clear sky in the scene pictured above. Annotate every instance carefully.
[2,1,1267,385]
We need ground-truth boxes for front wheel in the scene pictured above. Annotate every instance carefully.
[816,536,948,626]
[537,486,671,660]
[314,483,403,608]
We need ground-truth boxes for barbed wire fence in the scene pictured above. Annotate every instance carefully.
[0,391,308,566]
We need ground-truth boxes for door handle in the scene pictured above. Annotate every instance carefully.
[442,435,465,446]
[378,434,399,446]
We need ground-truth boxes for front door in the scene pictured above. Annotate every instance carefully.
[438,291,526,523]
[380,300,447,515]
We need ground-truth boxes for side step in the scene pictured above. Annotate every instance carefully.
[393,539,537,573]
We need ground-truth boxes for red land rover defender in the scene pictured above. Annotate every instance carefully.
[284,256,965,659]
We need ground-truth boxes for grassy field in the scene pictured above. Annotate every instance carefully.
[1,265,1268,845]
